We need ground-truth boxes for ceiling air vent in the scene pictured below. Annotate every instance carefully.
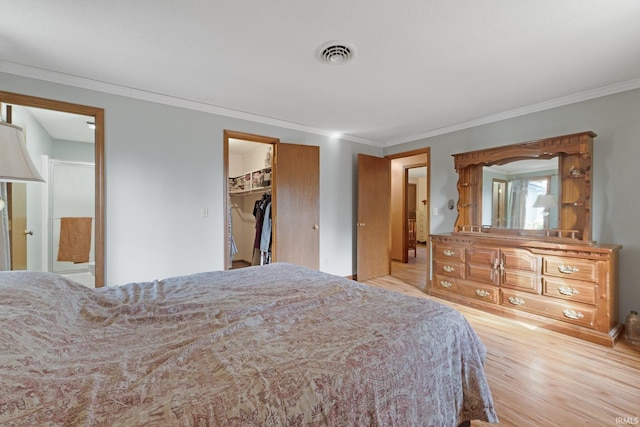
[315,41,356,65]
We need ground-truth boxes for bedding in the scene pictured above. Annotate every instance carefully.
[0,262,497,426]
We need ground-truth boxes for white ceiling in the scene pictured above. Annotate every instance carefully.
[2,1,640,147]
[24,107,95,143]
[485,158,557,175]
[228,138,267,155]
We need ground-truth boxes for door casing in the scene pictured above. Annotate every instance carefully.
[0,91,105,286]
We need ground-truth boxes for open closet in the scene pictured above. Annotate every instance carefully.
[224,130,320,271]
[228,139,273,269]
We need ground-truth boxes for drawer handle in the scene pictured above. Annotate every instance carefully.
[440,281,452,288]
[558,286,579,296]
[475,289,490,297]
[563,309,584,320]
[442,265,455,273]
[442,249,455,257]
[508,296,525,306]
[558,265,579,274]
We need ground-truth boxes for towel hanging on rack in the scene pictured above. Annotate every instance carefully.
[57,217,92,263]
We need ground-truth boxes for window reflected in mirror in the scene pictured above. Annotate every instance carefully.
[483,158,558,230]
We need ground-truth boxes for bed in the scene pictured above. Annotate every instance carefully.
[0,262,497,426]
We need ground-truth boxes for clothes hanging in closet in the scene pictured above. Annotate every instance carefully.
[227,193,238,269]
[251,193,271,265]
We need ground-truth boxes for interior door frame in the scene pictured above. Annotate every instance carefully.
[386,147,430,287]
[223,130,279,270]
[0,91,105,287]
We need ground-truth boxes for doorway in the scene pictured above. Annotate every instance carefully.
[491,179,507,227]
[388,151,429,291]
[226,136,274,269]
[0,91,105,287]
[356,148,430,287]
[223,130,320,271]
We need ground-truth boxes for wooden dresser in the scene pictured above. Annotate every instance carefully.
[430,233,622,346]
[435,131,623,346]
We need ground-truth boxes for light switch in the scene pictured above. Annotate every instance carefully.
[433,207,438,216]
[201,207,208,218]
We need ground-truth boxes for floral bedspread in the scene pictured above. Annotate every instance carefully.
[0,263,497,426]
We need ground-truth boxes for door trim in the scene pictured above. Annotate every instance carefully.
[0,91,105,287]
[386,147,431,289]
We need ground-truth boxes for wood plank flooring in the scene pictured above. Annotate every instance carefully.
[364,259,640,426]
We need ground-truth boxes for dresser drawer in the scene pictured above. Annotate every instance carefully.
[433,260,465,279]
[502,270,541,294]
[501,290,597,329]
[433,243,465,262]
[433,275,498,304]
[432,275,459,293]
[543,257,597,282]
[543,277,598,306]
[457,280,499,304]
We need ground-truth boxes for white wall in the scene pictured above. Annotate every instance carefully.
[4,71,638,321]
[2,105,53,271]
[53,139,94,162]
[384,88,640,322]
[1,71,381,285]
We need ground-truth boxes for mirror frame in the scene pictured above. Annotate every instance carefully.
[0,91,105,286]
[452,131,596,242]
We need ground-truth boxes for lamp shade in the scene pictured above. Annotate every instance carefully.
[0,122,45,182]
[533,194,557,208]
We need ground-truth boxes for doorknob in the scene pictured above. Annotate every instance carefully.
[313,224,319,230]
[356,222,366,227]
[24,230,33,236]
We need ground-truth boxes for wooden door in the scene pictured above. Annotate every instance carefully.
[357,154,390,281]
[273,143,319,269]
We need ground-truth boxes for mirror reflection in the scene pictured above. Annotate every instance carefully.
[482,158,558,230]
[1,104,96,286]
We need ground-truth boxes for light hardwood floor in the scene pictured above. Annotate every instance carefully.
[364,257,640,426]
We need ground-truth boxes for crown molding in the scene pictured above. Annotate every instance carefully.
[383,77,640,147]
[0,60,381,147]
[4,60,638,150]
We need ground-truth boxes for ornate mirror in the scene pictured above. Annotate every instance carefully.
[483,158,558,230]
[452,131,595,242]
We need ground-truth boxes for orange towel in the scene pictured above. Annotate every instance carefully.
[57,217,92,263]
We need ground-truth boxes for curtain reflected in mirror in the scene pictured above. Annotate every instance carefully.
[511,177,553,229]
[483,158,558,230]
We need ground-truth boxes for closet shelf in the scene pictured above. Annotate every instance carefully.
[230,187,271,196]
[229,166,272,193]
